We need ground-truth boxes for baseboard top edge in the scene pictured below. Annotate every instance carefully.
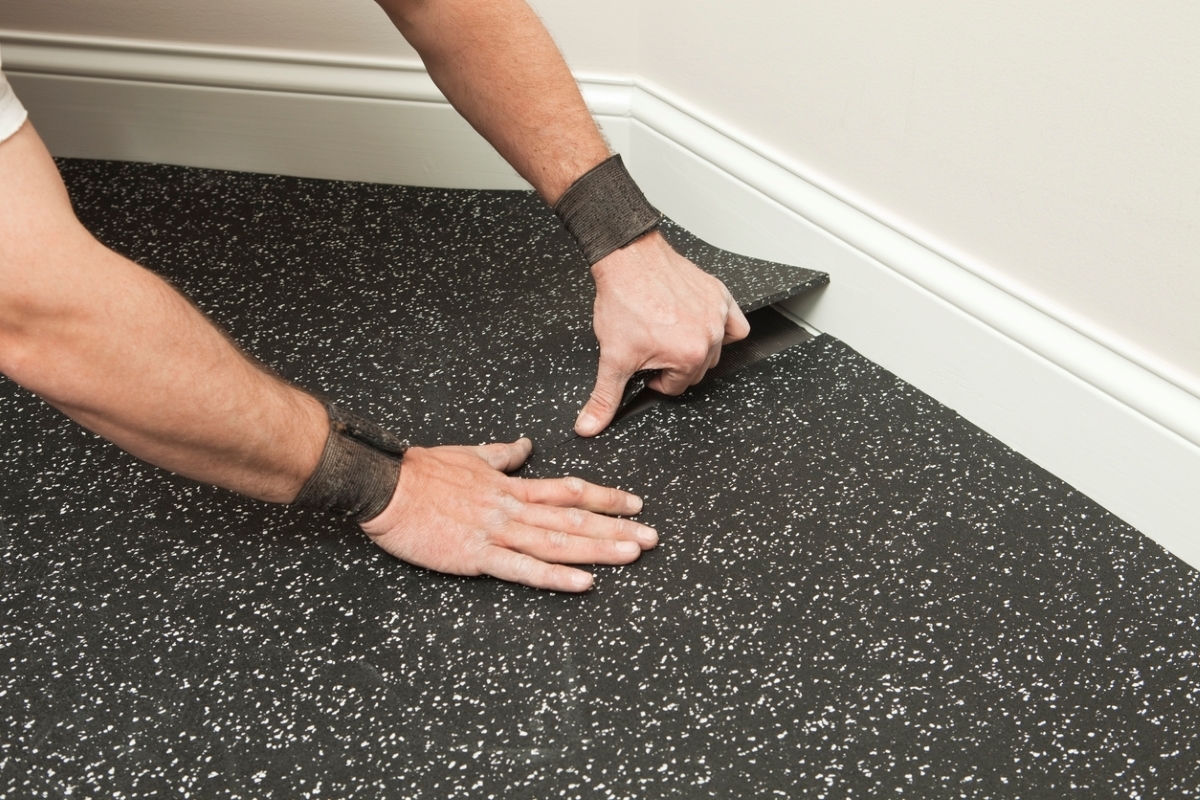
[0,29,634,114]
[0,29,427,73]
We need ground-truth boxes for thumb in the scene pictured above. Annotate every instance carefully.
[471,438,533,472]
[576,355,632,437]
[724,300,751,343]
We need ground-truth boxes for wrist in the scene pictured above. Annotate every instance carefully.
[282,393,333,501]
[358,447,414,535]
[291,403,407,522]
[554,154,662,266]
[589,229,671,283]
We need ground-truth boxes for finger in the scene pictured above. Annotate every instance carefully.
[683,341,721,389]
[649,367,689,396]
[470,438,533,472]
[654,331,724,393]
[513,502,658,549]
[496,522,644,565]
[723,300,751,344]
[576,354,633,437]
[700,339,721,379]
[513,475,643,515]
[480,547,595,593]
[650,357,709,395]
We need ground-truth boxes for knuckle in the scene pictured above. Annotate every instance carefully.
[588,389,617,413]
[480,490,518,530]
[481,505,510,530]
[498,492,523,515]
[566,507,587,530]
[608,486,628,510]
[680,342,709,366]
[562,476,585,497]
[511,557,537,583]
[546,530,571,552]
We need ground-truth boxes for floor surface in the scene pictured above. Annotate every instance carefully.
[1,161,1198,798]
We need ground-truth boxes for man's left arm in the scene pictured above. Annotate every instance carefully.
[376,0,750,436]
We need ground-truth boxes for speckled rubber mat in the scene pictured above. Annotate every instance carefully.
[48,160,826,448]
[2,161,1199,798]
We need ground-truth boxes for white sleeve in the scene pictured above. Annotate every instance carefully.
[0,46,31,144]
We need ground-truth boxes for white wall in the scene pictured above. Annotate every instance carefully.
[0,0,637,73]
[0,0,413,59]
[637,0,1200,394]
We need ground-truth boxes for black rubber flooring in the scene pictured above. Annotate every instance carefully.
[1,161,1198,798]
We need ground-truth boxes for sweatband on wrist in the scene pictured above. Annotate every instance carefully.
[553,154,664,265]
[292,403,408,523]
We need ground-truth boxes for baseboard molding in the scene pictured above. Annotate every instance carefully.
[0,30,631,189]
[3,29,1198,567]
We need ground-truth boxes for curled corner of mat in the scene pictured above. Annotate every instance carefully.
[600,218,829,423]
[657,218,829,313]
[546,219,830,451]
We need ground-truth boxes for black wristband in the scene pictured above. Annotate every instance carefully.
[292,403,408,523]
[553,154,664,265]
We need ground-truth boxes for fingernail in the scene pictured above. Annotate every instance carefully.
[616,541,640,556]
[572,572,594,590]
[628,495,644,514]
[636,527,658,546]
[574,412,599,437]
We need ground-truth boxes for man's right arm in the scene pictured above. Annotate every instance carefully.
[0,121,656,591]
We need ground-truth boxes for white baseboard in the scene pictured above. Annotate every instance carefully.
[3,30,1198,568]
[0,31,632,188]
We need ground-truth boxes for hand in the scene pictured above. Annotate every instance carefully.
[575,231,750,437]
[360,438,657,592]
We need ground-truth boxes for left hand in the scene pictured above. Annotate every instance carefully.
[359,438,656,592]
[574,230,750,437]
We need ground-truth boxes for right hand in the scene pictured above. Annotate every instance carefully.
[359,438,657,592]
[574,231,750,437]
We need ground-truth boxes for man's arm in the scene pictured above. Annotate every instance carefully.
[0,123,329,502]
[377,0,751,435]
[0,121,655,592]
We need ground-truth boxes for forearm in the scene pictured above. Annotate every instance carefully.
[2,248,326,502]
[377,0,609,203]
[0,124,326,503]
